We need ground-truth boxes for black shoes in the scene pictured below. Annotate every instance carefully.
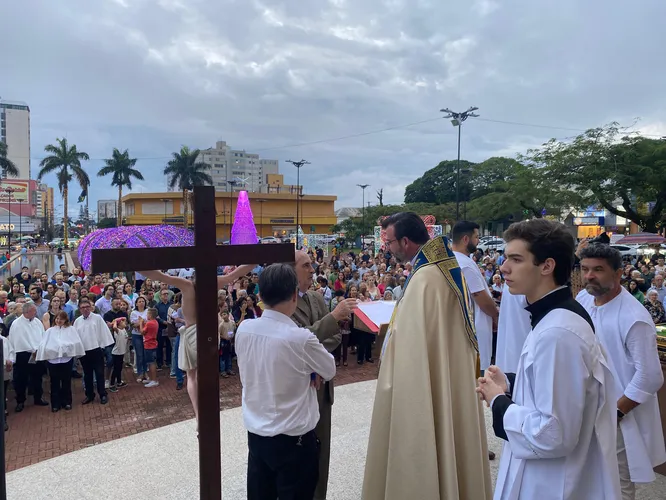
[15,403,24,413]
[100,396,108,405]
[176,383,183,390]
[64,405,72,411]
[52,407,60,413]
[34,399,49,407]
[82,397,94,405]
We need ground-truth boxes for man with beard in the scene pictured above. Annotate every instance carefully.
[451,221,498,374]
[363,212,492,500]
[577,243,665,499]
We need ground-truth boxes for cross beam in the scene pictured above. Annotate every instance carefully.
[91,186,294,500]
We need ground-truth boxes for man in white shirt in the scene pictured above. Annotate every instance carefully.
[236,263,336,500]
[94,285,115,316]
[451,221,498,372]
[8,302,49,412]
[578,243,666,499]
[74,298,115,405]
[476,219,620,500]
[178,267,194,279]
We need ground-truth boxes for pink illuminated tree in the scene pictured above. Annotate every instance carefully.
[231,190,259,244]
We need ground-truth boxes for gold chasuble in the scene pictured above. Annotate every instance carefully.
[362,236,492,500]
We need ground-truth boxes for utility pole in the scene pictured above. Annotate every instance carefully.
[440,106,479,221]
[226,180,238,241]
[286,159,310,248]
[357,184,370,246]
[256,199,267,238]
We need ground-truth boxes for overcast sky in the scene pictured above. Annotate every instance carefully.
[4,0,666,217]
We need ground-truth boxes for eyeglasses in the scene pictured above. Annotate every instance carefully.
[384,238,399,246]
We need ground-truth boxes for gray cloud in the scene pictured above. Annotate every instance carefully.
[4,0,666,217]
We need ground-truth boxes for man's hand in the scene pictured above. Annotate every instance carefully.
[485,365,508,393]
[310,374,323,390]
[331,298,358,321]
[5,360,12,372]
[576,238,590,257]
[476,376,505,407]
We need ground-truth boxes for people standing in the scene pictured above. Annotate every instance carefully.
[235,264,336,500]
[363,212,492,500]
[577,243,666,499]
[74,298,115,405]
[495,283,531,374]
[476,219,621,499]
[130,296,149,382]
[451,221,498,373]
[8,302,49,412]
[292,250,357,500]
[139,308,160,388]
[109,317,129,391]
[36,311,85,412]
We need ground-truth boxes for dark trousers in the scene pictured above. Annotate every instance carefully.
[157,334,171,367]
[247,430,319,500]
[47,359,73,409]
[13,351,45,404]
[81,348,106,399]
[333,334,349,364]
[111,354,124,386]
[356,332,374,362]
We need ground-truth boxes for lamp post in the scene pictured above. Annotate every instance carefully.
[440,106,479,221]
[17,197,23,247]
[357,184,370,246]
[256,199,267,238]
[4,187,14,255]
[161,198,170,224]
[286,159,310,248]
[227,180,238,241]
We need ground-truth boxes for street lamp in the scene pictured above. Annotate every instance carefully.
[227,180,238,240]
[286,159,310,248]
[161,198,170,225]
[17,197,23,247]
[4,187,14,255]
[357,184,370,246]
[440,106,479,221]
[256,199,267,238]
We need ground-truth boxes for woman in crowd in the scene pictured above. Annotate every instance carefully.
[334,272,347,292]
[131,296,149,383]
[8,283,22,301]
[246,294,262,318]
[644,289,666,324]
[42,295,63,329]
[36,311,85,412]
[366,278,380,301]
[628,279,645,303]
[232,295,255,325]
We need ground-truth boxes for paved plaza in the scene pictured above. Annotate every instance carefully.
[6,379,666,499]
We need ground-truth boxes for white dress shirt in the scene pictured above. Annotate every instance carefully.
[74,313,115,351]
[235,309,336,437]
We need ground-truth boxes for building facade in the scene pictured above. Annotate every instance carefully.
[97,199,118,221]
[122,191,336,240]
[176,141,280,193]
[0,99,31,179]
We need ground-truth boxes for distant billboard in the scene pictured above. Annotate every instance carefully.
[0,180,30,203]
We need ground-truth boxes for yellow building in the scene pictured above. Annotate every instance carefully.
[122,191,337,240]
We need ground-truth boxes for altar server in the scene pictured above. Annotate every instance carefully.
[495,284,531,373]
[8,302,49,411]
[74,298,114,405]
[578,243,665,499]
[37,311,86,412]
[476,219,621,500]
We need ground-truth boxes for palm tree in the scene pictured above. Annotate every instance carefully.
[163,146,212,227]
[98,148,143,226]
[38,138,90,246]
[0,141,20,177]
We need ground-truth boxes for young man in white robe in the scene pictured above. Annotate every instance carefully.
[476,219,621,500]
[577,243,666,499]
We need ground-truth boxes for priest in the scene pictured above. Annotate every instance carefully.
[363,212,492,500]
[8,302,49,412]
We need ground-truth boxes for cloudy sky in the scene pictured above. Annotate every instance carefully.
[4,0,666,217]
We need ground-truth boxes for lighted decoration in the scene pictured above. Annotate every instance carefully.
[230,191,259,245]
[78,225,194,271]
[300,233,331,257]
[374,214,442,255]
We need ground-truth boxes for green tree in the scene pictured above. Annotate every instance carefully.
[0,142,20,177]
[527,123,666,232]
[163,146,212,227]
[38,138,90,246]
[98,148,143,226]
[97,217,117,229]
[404,160,475,204]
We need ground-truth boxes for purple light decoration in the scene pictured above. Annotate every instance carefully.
[230,191,259,245]
[78,225,194,271]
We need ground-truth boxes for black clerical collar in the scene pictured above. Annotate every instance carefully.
[524,286,573,329]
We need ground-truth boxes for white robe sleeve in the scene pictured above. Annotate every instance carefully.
[503,327,590,460]
[623,321,664,404]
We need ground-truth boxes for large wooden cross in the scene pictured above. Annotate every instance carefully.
[91,185,294,500]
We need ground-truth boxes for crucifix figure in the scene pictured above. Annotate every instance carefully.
[91,186,294,500]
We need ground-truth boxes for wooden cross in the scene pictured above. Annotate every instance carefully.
[91,185,294,500]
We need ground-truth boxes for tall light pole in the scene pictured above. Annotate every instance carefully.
[440,106,479,221]
[227,180,238,240]
[256,199,267,238]
[357,184,370,246]
[5,187,14,255]
[17,197,23,247]
[286,159,310,248]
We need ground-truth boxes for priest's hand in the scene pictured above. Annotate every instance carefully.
[331,298,358,321]
[485,365,508,393]
[476,376,505,407]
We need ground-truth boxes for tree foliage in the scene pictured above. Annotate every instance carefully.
[0,141,19,177]
[164,146,212,228]
[98,148,143,226]
[404,160,475,204]
[525,123,666,232]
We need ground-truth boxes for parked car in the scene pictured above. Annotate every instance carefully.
[478,238,505,252]
[611,244,638,257]
[260,236,281,244]
[322,235,338,244]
